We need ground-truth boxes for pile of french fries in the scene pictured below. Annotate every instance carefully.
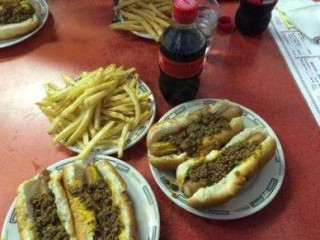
[110,0,173,42]
[37,64,152,159]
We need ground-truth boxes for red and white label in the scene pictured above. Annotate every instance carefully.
[159,52,204,79]
[245,0,277,5]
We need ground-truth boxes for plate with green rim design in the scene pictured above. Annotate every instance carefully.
[66,78,156,157]
[1,155,160,240]
[149,98,285,220]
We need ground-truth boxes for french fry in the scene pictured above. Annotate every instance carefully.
[84,90,111,109]
[158,5,172,12]
[154,1,172,8]
[124,85,141,128]
[108,93,129,102]
[128,8,170,28]
[94,102,101,130]
[66,108,94,146]
[89,122,97,139]
[121,10,159,41]
[62,74,76,86]
[149,3,170,19]
[83,131,89,145]
[102,110,127,121]
[110,22,145,32]
[76,140,86,149]
[117,123,131,158]
[113,0,140,11]
[98,139,119,145]
[76,121,115,160]
[53,115,83,144]
[105,92,151,107]
[146,19,162,37]
[140,110,152,123]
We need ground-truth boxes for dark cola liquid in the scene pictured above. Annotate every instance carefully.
[235,0,277,35]
[159,24,206,106]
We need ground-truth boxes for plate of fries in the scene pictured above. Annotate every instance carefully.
[37,64,156,159]
[111,0,173,42]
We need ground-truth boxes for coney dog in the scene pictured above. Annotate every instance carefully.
[62,161,136,240]
[16,170,77,240]
[176,127,276,209]
[147,100,244,171]
[0,0,39,40]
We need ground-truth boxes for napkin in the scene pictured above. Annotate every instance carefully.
[276,0,320,42]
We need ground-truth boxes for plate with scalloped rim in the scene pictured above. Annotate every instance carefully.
[149,98,285,220]
[65,78,156,156]
[0,0,49,49]
[1,155,160,240]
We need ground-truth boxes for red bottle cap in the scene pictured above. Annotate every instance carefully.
[173,0,199,24]
[217,16,234,33]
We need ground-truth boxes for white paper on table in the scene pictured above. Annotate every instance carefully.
[276,0,320,42]
[269,10,320,130]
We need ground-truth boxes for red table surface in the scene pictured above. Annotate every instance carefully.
[1,0,320,239]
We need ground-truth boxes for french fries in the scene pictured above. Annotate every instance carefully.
[110,0,173,42]
[37,64,153,159]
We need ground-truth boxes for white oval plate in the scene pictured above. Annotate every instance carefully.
[149,98,285,220]
[66,79,156,156]
[0,0,49,49]
[1,155,160,240]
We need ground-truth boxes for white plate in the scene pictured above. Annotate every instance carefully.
[0,0,49,49]
[149,98,285,220]
[1,155,160,240]
[66,79,156,156]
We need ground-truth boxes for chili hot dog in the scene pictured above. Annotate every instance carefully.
[62,161,136,240]
[16,170,77,240]
[147,100,244,170]
[176,127,276,209]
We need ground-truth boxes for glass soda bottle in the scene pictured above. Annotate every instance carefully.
[159,0,206,106]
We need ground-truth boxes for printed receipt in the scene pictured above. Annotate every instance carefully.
[269,10,320,129]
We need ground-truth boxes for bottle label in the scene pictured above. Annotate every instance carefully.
[245,0,276,5]
[159,52,204,79]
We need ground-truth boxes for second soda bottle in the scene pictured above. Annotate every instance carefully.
[159,0,206,106]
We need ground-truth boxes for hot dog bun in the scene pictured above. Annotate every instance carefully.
[0,14,39,40]
[147,100,244,170]
[62,161,136,240]
[16,171,77,240]
[62,164,95,240]
[95,160,136,240]
[176,127,276,209]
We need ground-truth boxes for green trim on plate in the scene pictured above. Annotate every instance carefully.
[9,209,16,224]
[177,195,188,205]
[151,226,157,240]
[234,205,251,212]
[203,100,215,105]
[142,186,154,205]
[136,125,146,135]
[129,171,143,184]
[250,196,265,208]
[204,209,230,215]
[115,163,130,173]
[267,178,278,192]
[174,106,187,115]
[139,84,147,92]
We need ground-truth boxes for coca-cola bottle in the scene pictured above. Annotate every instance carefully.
[159,0,206,105]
